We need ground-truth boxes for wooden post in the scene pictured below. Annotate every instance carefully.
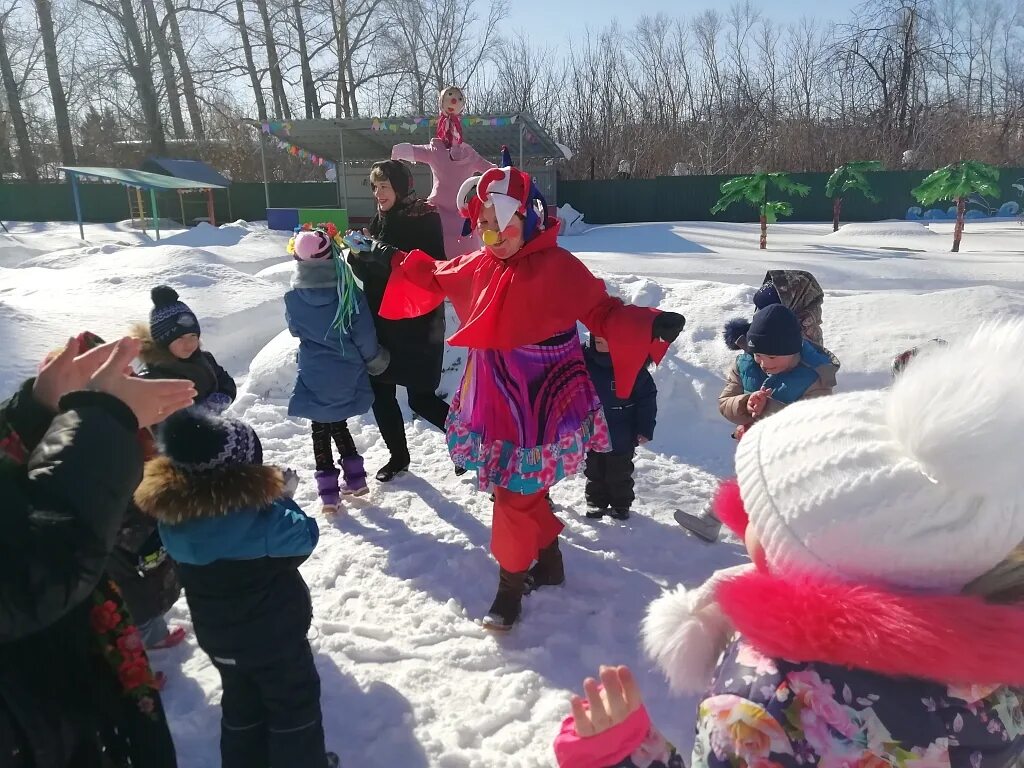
[207,188,216,226]
[179,191,186,226]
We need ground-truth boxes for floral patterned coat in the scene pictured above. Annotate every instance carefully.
[556,635,1024,768]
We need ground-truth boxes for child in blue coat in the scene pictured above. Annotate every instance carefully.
[134,408,338,768]
[285,224,390,515]
[583,335,658,521]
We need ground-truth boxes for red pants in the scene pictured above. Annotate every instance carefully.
[491,487,564,572]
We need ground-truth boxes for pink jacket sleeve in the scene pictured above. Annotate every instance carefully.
[554,704,655,768]
[392,142,435,167]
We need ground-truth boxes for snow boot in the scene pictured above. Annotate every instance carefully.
[341,455,368,496]
[482,568,527,632]
[315,469,342,516]
[375,454,410,483]
[674,507,722,542]
[610,507,631,521]
[526,538,565,592]
[327,752,340,768]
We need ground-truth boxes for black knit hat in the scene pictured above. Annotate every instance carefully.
[158,408,263,472]
[149,286,200,348]
[745,304,803,356]
[369,160,413,200]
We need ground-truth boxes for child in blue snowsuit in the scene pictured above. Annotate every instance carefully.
[134,409,338,768]
[719,304,838,440]
[285,224,389,514]
[583,335,658,521]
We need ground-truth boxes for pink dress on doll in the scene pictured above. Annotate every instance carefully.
[392,139,494,258]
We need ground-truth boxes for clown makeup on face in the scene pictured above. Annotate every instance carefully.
[169,333,200,360]
[478,204,525,260]
[372,178,397,213]
[754,352,801,375]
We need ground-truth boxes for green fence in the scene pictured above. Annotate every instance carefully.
[0,181,344,225]
[559,168,1024,225]
[3,168,1023,226]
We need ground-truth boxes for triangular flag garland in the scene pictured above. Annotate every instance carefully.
[261,122,335,171]
[259,115,543,169]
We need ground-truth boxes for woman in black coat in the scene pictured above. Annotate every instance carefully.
[350,160,457,482]
[0,336,194,768]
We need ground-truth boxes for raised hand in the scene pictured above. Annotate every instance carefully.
[87,338,196,427]
[570,665,645,738]
[652,312,686,343]
[34,336,125,411]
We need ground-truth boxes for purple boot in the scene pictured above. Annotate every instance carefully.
[341,455,368,496]
[315,469,341,514]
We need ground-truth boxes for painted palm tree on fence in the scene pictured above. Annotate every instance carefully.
[825,161,883,232]
[912,161,1000,252]
[711,172,811,249]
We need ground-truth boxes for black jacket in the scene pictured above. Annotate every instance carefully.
[0,381,175,768]
[351,199,447,391]
[133,324,236,406]
[135,461,317,664]
[105,503,181,626]
[584,343,658,454]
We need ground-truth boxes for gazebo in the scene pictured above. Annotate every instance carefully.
[59,166,227,241]
[141,157,233,225]
[251,114,565,216]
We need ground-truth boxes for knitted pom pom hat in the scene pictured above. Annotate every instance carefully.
[149,286,200,347]
[158,408,263,472]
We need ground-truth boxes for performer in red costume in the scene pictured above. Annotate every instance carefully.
[352,167,685,631]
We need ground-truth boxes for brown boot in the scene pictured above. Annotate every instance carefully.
[482,568,527,632]
[526,538,565,592]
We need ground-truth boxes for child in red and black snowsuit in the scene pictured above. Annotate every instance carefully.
[583,335,657,521]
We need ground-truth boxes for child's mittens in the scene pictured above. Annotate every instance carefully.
[366,346,391,377]
[202,392,233,414]
[281,468,300,499]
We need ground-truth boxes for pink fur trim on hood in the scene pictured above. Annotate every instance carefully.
[717,569,1024,687]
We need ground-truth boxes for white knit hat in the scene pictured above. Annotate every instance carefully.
[736,320,1024,592]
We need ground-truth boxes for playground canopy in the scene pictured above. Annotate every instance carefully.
[60,166,227,241]
[250,114,564,209]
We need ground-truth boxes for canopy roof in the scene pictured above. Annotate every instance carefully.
[252,114,564,164]
[59,166,227,190]
[141,157,232,187]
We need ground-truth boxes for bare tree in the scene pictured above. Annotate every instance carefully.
[0,4,37,179]
[31,0,73,162]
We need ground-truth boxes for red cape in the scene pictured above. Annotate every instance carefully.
[379,221,668,397]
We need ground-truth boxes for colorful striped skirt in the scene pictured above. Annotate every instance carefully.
[446,329,610,494]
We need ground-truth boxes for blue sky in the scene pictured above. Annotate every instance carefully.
[505,0,860,46]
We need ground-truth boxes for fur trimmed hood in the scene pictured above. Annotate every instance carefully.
[134,458,285,524]
[131,322,187,368]
[643,564,1024,695]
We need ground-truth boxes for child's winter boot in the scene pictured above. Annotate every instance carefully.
[482,568,527,632]
[526,538,565,592]
[315,468,342,516]
[340,455,369,496]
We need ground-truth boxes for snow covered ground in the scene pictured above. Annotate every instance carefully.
[1,217,1022,766]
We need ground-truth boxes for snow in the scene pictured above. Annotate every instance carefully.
[2,218,1023,766]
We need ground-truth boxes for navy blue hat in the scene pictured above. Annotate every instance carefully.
[745,305,802,356]
[753,280,782,310]
[159,408,263,472]
[150,286,200,347]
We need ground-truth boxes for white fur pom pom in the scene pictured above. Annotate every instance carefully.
[642,565,751,695]
[887,320,1024,493]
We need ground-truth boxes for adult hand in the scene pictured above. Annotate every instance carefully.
[87,338,196,427]
[733,424,749,441]
[652,312,685,343]
[637,436,650,445]
[747,388,772,418]
[570,665,645,738]
[33,336,124,411]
